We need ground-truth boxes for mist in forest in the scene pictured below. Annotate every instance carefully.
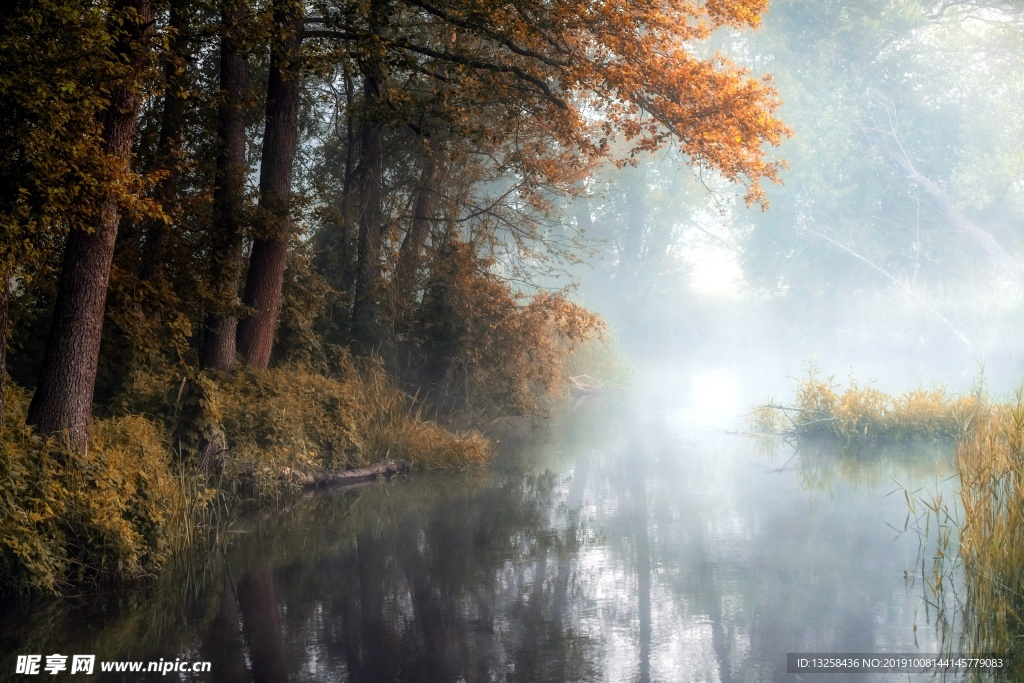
[565,1,1024,401]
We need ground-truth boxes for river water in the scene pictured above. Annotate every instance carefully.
[0,367,961,682]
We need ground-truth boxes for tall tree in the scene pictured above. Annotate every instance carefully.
[236,0,305,369]
[201,0,253,370]
[348,0,388,352]
[0,0,111,425]
[395,148,444,309]
[141,0,192,285]
[331,0,789,350]
[27,0,157,452]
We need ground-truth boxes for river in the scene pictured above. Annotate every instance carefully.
[0,367,961,682]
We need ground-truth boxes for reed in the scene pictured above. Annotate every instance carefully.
[931,391,1024,677]
[764,367,1024,676]
[751,364,984,441]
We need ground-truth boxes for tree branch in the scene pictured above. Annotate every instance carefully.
[390,40,568,110]
[801,225,972,349]
[403,0,573,68]
[868,103,1024,286]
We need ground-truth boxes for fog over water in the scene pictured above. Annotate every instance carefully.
[0,376,960,682]
[4,1,1023,681]
[569,0,1024,400]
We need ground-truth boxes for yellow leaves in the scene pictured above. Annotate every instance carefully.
[415,241,603,418]
[0,382,195,592]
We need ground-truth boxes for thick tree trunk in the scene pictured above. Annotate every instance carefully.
[27,0,155,453]
[236,0,303,369]
[395,153,443,308]
[0,273,8,427]
[141,0,189,283]
[350,37,386,353]
[200,0,250,370]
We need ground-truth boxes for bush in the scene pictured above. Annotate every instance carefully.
[0,381,201,593]
[168,353,492,502]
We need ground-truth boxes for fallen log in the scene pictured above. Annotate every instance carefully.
[281,459,410,490]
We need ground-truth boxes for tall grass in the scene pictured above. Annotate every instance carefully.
[351,358,492,469]
[761,365,1024,675]
[931,392,1024,677]
[751,364,983,441]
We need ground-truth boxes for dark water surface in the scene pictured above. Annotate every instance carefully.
[1,371,959,682]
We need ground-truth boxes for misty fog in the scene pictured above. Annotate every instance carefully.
[4,1,1023,681]
[569,1,1024,402]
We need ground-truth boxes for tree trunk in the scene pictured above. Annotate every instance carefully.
[0,273,8,427]
[27,0,155,453]
[395,153,443,310]
[350,18,387,353]
[200,0,250,370]
[141,0,189,284]
[617,163,647,282]
[236,0,303,369]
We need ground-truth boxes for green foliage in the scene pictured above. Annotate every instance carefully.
[0,380,204,593]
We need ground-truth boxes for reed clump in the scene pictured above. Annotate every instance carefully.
[751,365,983,441]
[763,366,1024,672]
[937,391,1024,674]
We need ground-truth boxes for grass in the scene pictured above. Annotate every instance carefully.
[920,391,1024,678]
[759,363,1024,676]
[750,364,983,441]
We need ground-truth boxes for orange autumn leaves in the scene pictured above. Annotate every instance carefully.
[373,0,788,204]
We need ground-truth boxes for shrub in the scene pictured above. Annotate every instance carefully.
[168,354,492,502]
[0,381,201,593]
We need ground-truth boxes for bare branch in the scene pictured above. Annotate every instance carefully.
[801,225,972,349]
[390,40,569,110]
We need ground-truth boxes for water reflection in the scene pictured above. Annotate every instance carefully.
[0,378,961,682]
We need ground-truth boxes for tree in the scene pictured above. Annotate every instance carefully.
[201,0,254,371]
[26,0,158,452]
[250,0,789,358]
[0,0,113,426]
[236,0,305,369]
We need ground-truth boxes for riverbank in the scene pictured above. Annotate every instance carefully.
[0,357,491,594]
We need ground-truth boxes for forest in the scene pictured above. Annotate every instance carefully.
[0,0,787,591]
[3,0,1024,680]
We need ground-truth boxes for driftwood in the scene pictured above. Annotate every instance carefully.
[281,459,410,490]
